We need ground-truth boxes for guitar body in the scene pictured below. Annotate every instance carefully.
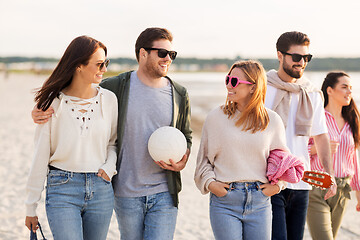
[302,170,334,189]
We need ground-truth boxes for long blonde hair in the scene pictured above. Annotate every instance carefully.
[222,60,269,133]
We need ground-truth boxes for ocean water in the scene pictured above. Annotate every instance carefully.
[171,71,360,117]
[2,71,359,118]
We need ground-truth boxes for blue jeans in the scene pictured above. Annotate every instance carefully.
[210,182,272,240]
[45,169,114,240]
[271,189,309,240]
[114,191,178,240]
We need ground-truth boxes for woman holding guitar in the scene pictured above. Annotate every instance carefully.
[307,71,360,239]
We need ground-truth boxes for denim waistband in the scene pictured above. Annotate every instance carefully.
[48,165,97,176]
[228,181,264,190]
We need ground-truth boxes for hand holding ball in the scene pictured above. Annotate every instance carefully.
[148,126,187,164]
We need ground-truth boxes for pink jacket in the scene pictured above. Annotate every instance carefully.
[267,149,305,184]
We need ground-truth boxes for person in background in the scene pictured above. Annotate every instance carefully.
[25,36,118,240]
[264,31,337,240]
[307,71,360,239]
[195,60,288,240]
[31,27,192,240]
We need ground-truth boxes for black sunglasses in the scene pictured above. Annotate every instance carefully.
[97,59,110,70]
[280,51,312,63]
[144,48,177,60]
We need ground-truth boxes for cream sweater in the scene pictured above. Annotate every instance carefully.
[25,87,118,216]
[194,106,288,194]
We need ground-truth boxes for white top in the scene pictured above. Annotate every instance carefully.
[265,84,327,190]
[25,87,118,216]
[194,107,288,194]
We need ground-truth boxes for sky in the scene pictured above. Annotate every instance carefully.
[1,0,360,59]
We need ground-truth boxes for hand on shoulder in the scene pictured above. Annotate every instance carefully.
[32,105,54,124]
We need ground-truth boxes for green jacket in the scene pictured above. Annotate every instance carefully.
[100,71,192,207]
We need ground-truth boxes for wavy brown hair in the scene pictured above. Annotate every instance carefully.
[222,60,269,133]
[322,71,360,148]
[35,35,107,110]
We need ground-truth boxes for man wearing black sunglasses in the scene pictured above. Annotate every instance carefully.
[264,31,336,240]
[99,28,191,240]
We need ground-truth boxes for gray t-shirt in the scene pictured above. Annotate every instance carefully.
[113,71,173,197]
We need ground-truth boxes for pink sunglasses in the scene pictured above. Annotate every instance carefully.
[225,75,253,88]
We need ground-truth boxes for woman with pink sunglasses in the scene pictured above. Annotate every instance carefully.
[194,60,289,239]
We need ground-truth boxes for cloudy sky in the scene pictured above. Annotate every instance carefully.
[1,0,359,59]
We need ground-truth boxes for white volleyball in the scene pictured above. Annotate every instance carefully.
[148,126,187,164]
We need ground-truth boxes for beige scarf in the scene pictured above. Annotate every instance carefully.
[267,69,322,136]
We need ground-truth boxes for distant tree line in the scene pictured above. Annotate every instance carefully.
[1,56,360,71]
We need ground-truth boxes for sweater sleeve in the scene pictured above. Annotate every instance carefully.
[25,120,51,217]
[194,116,217,195]
[269,112,289,152]
[99,92,118,180]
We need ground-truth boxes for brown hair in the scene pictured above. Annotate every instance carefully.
[276,31,310,53]
[322,71,360,148]
[35,36,107,110]
[222,60,269,133]
[135,27,173,61]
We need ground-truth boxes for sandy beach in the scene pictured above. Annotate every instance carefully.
[1,72,359,239]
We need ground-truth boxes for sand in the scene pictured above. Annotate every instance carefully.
[0,73,359,239]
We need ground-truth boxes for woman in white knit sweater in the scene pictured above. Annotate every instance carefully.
[194,60,288,240]
[25,36,118,240]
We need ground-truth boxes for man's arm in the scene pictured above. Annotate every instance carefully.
[313,133,337,199]
[31,106,54,124]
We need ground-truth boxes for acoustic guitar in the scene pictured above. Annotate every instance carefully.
[302,170,334,189]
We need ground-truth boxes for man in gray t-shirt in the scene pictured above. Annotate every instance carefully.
[108,28,192,240]
[114,71,173,198]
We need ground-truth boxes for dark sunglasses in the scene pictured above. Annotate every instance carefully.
[225,75,253,88]
[280,51,312,62]
[97,59,110,70]
[144,48,177,60]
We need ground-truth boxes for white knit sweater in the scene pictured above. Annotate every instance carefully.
[194,106,288,194]
[25,87,118,216]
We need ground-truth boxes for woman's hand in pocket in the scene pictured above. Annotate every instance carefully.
[259,183,280,197]
[97,169,110,181]
[208,181,230,197]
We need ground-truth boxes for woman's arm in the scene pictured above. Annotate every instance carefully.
[99,93,118,180]
[194,119,217,195]
[25,120,51,218]
[350,149,360,207]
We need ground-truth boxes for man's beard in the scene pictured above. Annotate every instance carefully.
[145,60,168,79]
[283,61,303,79]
